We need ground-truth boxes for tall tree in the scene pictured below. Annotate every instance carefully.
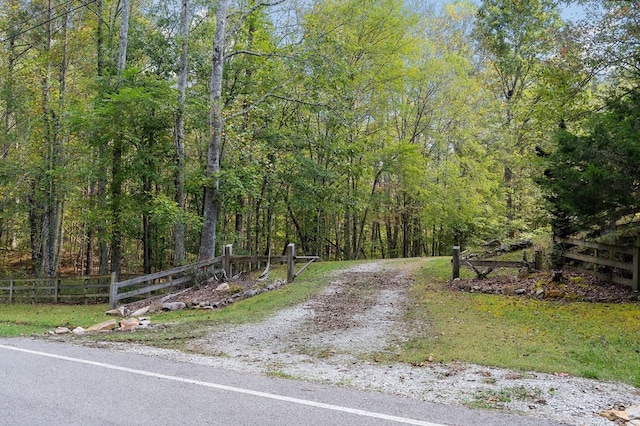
[110,0,131,275]
[199,0,228,260]
[174,0,190,265]
[475,0,562,234]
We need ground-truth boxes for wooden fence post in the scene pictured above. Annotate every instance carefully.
[9,279,13,304]
[109,271,118,309]
[54,278,60,303]
[224,244,233,280]
[287,243,295,283]
[633,238,640,292]
[534,250,543,271]
[452,246,460,280]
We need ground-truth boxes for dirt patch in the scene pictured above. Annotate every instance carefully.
[182,260,416,359]
[448,269,640,303]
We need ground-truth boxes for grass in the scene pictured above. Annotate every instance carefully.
[389,257,640,388]
[1,256,639,389]
[466,386,544,410]
[0,304,108,336]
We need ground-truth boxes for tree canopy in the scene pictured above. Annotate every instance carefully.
[0,0,636,276]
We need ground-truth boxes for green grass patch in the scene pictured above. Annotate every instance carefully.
[466,386,543,410]
[391,257,640,387]
[0,304,108,336]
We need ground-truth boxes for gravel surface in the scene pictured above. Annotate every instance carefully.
[106,259,639,426]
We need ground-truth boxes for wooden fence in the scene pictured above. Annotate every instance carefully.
[0,275,116,304]
[553,236,639,291]
[0,244,319,306]
[452,246,542,280]
[108,243,318,309]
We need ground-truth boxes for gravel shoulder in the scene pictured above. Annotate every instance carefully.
[107,259,639,426]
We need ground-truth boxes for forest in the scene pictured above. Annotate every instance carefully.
[0,0,638,278]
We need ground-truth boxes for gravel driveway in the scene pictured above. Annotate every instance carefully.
[112,259,639,426]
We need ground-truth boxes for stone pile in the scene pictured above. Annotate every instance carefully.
[600,405,640,424]
[48,317,151,335]
[47,279,288,336]
[47,305,153,335]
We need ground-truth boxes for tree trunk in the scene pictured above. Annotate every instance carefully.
[1,0,19,243]
[199,0,228,260]
[174,0,189,265]
[111,0,131,275]
[95,0,109,276]
[40,0,66,279]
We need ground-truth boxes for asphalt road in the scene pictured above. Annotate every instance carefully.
[0,338,563,426]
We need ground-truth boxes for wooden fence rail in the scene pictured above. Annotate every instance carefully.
[0,275,117,304]
[553,236,639,291]
[0,243,320,306]
[452,246,542,280]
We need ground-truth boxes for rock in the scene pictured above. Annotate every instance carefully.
[243,289,257,298]
[131,306,150,317]
[120,318,140,331]
[139,317,151,327]
[517,268,529,279]
[54,327,72,335]
[87,319,118,332]
[216,283,230,292]
[72,327,86,335]
[162,301,186,311]
[628,405,640,420]
[612,410,629,421]
[105,306,126,317]
[630,421,640,426]
[514,288,527,295]
[483,239,501,248]
[149,302,164,313]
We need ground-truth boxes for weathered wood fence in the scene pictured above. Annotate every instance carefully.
[0,244,318,306]
[452,246,542,280]
[0,275,117,304]
[553,236,639,291]
[109,243,318,309]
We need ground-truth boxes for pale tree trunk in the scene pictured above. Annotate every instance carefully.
[174,0,189,265]
[38,0,67,282]
[199,0,228,260]
[117,0,130,78]
[110,0,131,275]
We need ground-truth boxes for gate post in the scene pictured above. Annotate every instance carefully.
[223,244,233,280]
[633,238,640,292]
[109,271,118,309]
[452,246,460,280]
[286,243,296,283]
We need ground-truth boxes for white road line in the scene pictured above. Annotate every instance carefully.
[0,343,446,426]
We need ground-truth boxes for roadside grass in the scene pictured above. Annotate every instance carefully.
[0,304,107,336]
[392,257,640,388]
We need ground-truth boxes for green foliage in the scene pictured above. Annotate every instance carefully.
[541,87,640,234]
